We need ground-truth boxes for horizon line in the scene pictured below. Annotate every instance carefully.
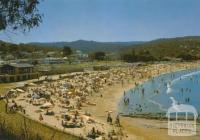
[1,35,200,45]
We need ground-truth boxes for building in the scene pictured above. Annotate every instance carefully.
[0,57,5,65]
[43,57,65,64]
[0,63,39,83]
[75,50,89,60]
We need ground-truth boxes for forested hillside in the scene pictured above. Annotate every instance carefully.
[121,36,200,62]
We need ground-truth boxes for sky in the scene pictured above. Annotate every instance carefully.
[0,0,200,43]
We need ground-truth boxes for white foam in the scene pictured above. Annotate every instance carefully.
[147,98,167,111]
[170,97,178,106]
[165,71,200,112]
[172,70,200,85]
[166,70,200,95]
[166,87,172,94]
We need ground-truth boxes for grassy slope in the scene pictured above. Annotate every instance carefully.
[36,61,123,75]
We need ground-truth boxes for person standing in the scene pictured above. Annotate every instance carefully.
[116,114,120,126]
[39,114,43,121]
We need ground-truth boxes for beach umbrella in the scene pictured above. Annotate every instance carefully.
[9,89,16,92]
[95,136,103,140]
[106,110,113,113]
[41,102,53,108]
[43,81,48,84]
[81,115,95,123]
[75,96,81,101]
[63,57,68,60]
[82,92,88,96]
[45,92,51,95]
[8,103,15,108]
[16,89,25,93]
[28,83,37,86]
[38,98,46,102]
[41,85,46,88]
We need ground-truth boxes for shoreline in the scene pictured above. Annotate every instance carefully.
[119,66,200,120]
[84,62,200,140]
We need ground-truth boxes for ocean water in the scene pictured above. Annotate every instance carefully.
[118,68,200,118]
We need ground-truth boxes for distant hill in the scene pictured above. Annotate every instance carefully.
[121,36,200,62]
[0,40,59,53]
[28,40,144,53]
[0,40,60,59]
[2,36,200,61]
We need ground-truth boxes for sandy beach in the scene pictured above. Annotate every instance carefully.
[82,62,200,140]
[5,61,200,140]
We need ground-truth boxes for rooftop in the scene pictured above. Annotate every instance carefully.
[7,63,33,68]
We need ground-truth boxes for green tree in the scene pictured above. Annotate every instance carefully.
[177,53,196,60]
[121,50,137,62]
[0,0,42,31]
[63,46,72,56]
[90,51,106,61]
[121,54,134,62]
[137,50,155,62]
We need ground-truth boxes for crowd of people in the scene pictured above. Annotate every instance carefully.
[4,62,200,139]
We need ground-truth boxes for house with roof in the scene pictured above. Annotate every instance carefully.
[0,63,39,83]
[43,57,65,64]
[0,56,5,65]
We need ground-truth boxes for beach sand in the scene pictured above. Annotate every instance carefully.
[83,62,200,140]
